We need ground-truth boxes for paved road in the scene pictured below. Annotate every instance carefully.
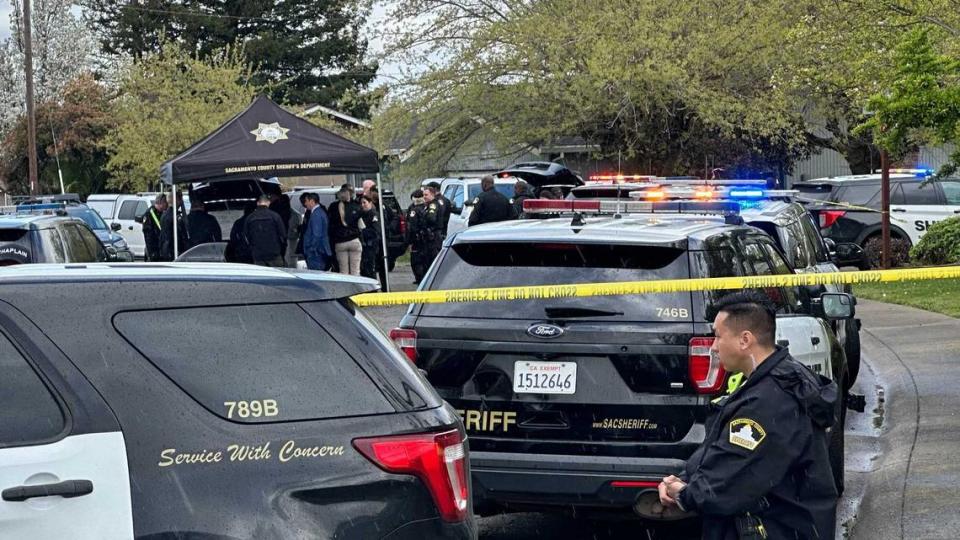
[847,300,960,539]
[364,265,880,539]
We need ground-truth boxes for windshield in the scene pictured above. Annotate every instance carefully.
[69,208,108,231]
[468,183,515,200]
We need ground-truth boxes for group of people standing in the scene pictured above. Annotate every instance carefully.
[141,182,388,284]
[296,180,387,282]
[142,193,223,263]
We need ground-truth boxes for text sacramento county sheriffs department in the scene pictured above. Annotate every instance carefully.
[223,162,331,174]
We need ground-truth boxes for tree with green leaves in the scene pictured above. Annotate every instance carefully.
[374,0,823,180]
[104,42,257,192]
[82,0,377,116]
[0,74,115,196]
[854,28,960,175]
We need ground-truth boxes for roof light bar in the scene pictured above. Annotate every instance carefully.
[522,199,601,213]
[587,174,658,184]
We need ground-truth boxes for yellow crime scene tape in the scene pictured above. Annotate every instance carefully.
[352,266,960,307]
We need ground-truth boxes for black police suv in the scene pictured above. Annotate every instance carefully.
[797,173,960,268]
[393,205,854,519]
[0,264,475,539]
[0,213,119,265]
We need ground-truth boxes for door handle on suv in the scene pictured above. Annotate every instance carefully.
[2,480,93,502]
[891,208,906,213]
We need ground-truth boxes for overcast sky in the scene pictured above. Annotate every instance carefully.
[0,2,404,87]
[0,2,12,41]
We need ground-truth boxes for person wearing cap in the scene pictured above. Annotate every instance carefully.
[406,189,427,283]
[142,194,167,261]
[243,195,287,267]
[659,291,839,540]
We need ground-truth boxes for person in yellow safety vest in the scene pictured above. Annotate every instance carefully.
[142,194,167,262]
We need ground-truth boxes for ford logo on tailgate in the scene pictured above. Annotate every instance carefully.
[527,323,564,339]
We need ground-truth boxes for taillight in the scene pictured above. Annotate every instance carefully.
[819,210,845,229]
[399,214,407,235]
[353,429,469,522]
[689,337,725,394]
[389,328,417,363]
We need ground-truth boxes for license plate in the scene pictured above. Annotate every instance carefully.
[513,361,577,394]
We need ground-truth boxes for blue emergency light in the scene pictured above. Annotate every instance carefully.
[727,187,765,199]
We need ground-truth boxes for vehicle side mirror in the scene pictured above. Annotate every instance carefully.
[104,245,119,262]
[111,222,122,231]
[823,238,837,257]
[816,292,856,320]
[133,216,144,224]
[463,199,476,207]
[449,206,463,215]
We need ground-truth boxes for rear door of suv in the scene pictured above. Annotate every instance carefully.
[403,239,707,458]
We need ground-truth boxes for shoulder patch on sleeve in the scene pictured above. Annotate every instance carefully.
[729,418,766,451]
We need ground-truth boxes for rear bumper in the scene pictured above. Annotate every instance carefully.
[471,450,686,513]
[382,516,477,539]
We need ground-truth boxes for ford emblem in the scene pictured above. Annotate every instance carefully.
[527,323,564,339]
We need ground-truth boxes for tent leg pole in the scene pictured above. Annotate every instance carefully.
[172,183,179,260]
[377,173,390,292]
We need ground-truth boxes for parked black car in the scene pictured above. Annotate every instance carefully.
[0,264,476,539]
[0,213,120,265]
[394,205,854,519]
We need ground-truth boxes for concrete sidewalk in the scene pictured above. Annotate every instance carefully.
[851,299,960,539]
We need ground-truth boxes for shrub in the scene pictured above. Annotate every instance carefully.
[910,216,960,265]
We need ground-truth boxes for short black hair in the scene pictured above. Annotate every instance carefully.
[303,192,320,204]
[713,291,776,347]
[427,181,441,190]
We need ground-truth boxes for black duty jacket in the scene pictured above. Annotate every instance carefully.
[678,347,838,540]
[467,188,515,226]
[186,210,222,248]
[243,207,287,261]
[142,206,164,261]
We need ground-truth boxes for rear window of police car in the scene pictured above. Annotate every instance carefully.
[422,242,694,321]
[114,303,393,422]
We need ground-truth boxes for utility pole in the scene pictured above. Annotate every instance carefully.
[23,0,39,196]
[880,149,891,269]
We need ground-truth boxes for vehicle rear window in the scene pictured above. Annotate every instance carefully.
[113,303,393,423]
[794,183,834,201]
[832,184,880,207]
[468,184,515,200]
[422,242,693,321]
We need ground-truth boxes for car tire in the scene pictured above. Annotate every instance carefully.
[829,378,846,496]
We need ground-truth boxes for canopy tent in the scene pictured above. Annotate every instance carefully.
[161,95,379,184]
[159,95,389,290]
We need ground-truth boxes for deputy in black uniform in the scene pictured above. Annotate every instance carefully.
[420,186,445,270]
[426,181,452,236]
[160,192,188,261]
[659,291,838,540]
[186,201,222,249]
[142,194,167,261]
[468,175,515,227]
[406,189,427,284]
[244,195,287,267]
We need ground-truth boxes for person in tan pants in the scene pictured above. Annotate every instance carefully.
[327,184,363,275]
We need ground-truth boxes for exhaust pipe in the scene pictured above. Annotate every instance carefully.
[632,489,695,521]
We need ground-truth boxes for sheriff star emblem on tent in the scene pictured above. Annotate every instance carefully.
[250,122,290,144]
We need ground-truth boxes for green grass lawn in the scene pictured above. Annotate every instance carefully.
[855,278,960,318]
